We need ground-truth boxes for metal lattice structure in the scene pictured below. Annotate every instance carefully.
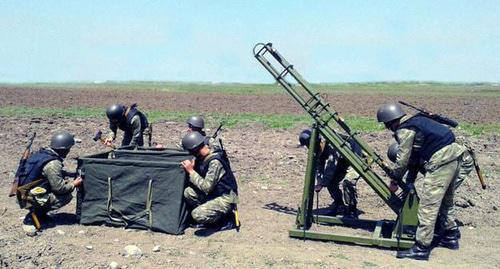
[253,43,418,248]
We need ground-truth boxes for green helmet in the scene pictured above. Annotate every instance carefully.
[50,132,76,150]
[376,103,406,123]
[186,116,205,129]
[106,104,125,121]
[181,132,206,152]
[387,142,399,163]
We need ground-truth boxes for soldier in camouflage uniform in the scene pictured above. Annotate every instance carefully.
[104,103,149,147]
[377,103,473,260]
[298,129,362,217]
[19,132,83,235]
[180,132,238,230]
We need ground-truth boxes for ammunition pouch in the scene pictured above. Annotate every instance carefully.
[16,179,47,209]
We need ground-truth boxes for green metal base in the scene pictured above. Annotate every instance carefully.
[290,215,415,249]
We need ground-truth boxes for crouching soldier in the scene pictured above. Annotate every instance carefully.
[298,129,362,217]
[104,103,149,147]
[18,132,82,235]
[377,103,473,260]
[180,132,238,230]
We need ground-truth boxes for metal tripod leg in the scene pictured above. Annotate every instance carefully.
[298,125,320,230]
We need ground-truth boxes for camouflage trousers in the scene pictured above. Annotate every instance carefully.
[323,168,359,211]
[184,186,235,224]
[415,143,469,247]
[32,192,73,212]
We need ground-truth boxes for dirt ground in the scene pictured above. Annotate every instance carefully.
[0,113,499,268]
[1,86,500,123]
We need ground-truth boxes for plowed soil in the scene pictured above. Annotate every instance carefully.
[0,87,499,268]
[1,86,499,123]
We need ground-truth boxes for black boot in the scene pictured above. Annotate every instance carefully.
[217,212,237,231]
[343,206,358,219]
[437,228,460,250]
[396,242,430,260]
[327,202,346,216]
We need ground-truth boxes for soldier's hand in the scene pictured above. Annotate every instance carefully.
[103,138,113,146]
[389,180,399,193]
[73,177,83,187]
[314,184,324,193]
[181,159,195,174]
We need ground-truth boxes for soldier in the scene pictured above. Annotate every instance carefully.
[19,132,82,235]
[180,132,238,230]
[104,103,149,147]
[298,129,361,217]
[377,103,473,260]
[186,115,207,136]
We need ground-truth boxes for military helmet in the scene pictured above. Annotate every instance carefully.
[387,142,399,163]
[376,103,406,123]
[181,132,206,152]
[106,104,125,120]
[298,129,312,146]
[50,132,76,150]
[186,116,205,129]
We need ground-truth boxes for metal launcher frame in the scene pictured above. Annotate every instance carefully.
[253,43,418,249]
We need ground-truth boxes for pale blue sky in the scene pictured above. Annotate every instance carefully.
[0,1,498,83]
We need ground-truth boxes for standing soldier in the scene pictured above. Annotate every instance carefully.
[298,129,361,217]
[180,132,238,230]
[377,103,473,260]
[18,132,82,235]
[104,103,149,147]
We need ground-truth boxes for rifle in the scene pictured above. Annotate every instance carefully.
[467,145,487,190]
[212,123,224,139]
[399,101,459,128]
[9,132,37,197]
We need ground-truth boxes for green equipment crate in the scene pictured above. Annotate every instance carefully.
[76,148,192,235]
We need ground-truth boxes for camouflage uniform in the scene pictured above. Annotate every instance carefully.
[391,115,473,247]
[184,150,238,224]
[317,141,361,212]
[107,114,143,146]
[35,148,74,211]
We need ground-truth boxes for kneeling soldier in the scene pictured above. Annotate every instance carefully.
[18,132,82,235]
[180,132,238,230]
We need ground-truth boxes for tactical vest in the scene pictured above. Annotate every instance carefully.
[399,115,455,162]
[195,150,238,199]
[18,148,61,186]
[117,106,148,132]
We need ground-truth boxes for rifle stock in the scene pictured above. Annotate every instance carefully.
[9,132,36,197]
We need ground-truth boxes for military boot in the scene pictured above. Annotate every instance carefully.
[327,202,346,216]
[216,212,237,231]
[396,242,430,260]
[437,228,460,250]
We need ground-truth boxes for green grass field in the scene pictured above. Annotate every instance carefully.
[1,106,497,135]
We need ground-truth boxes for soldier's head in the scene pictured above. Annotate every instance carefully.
[387,142,399,163]
[298,129,312,148]
[186,116,205,133]
[106,104,126,123]
[50,132,76,158]
[181,132,209,157]
[376,103,406,132]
